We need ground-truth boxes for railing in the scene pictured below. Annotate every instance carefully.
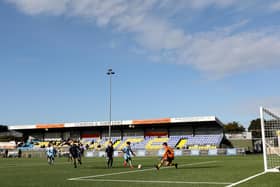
[2,147,246,158]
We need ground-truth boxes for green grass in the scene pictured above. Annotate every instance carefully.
[230,140,253,151]
[0,155,279,187]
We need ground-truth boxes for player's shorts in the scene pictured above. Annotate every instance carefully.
[47,155,54,160]
[165,156,174,163]
[124,155,132,161]
[107,155,113,159]
[72,154,78,159]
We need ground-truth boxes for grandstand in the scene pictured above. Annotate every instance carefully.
[9,116,225,151]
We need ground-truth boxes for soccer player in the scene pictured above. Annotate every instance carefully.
[18,149,22,158]
[67,140,73,162]
[79,143,85,157]
[69,142,82,168]
[77,143,83,165]
[46,143,55,165]
[4,149,8,158]
[105,141,114,168]
[155,142,178,170]
[68,151,73,163]
[122,141,136,168]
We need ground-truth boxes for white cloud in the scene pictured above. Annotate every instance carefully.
[183,30,280,77]
[6,0,69,15]
[5,0,280,77]
[218,19,250,34]
[157,0,235,10]
[233,96,280,117]
[269,1,280,12]
[187,0,235,9]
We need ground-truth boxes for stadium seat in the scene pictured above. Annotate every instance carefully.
[27,134,223,151]
[185,134,222,149]
[176,139,187,149]
[117,137,144,150]
[145,137,169,150]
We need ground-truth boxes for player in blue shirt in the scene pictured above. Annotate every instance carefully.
[46,143,55,165]
[122,141,136,168]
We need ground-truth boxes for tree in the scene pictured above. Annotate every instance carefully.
[248,118,261,138]
[224,121,245,134]
[0,125,8,132]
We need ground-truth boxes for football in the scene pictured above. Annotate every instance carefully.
[138,164,142,169]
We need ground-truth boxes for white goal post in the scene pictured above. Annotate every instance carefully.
[260,107,280,172]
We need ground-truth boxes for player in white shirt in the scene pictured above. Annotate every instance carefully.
[46,143,55,165]
[122,141,136,168]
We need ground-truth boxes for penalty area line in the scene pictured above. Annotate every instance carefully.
[225,171,266,187]
[68,160,218,181]
[77,178,232,185]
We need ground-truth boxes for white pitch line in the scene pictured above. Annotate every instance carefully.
[225,171,266,187]
[78,178,232,185]
[68,160,218,181]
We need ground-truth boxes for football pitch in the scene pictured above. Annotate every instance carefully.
[0,155,279,187]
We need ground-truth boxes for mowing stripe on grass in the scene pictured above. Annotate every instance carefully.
[0,158,116,169]
[78,178,232,185]
[68,160,218,181]
[225,171,266,187]
[0,160,96,169]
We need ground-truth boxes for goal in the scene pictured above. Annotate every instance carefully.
[260,107,280,172]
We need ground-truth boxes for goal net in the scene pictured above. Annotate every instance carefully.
[260,107,280,172]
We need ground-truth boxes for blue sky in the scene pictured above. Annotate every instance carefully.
[1,0,280,127]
